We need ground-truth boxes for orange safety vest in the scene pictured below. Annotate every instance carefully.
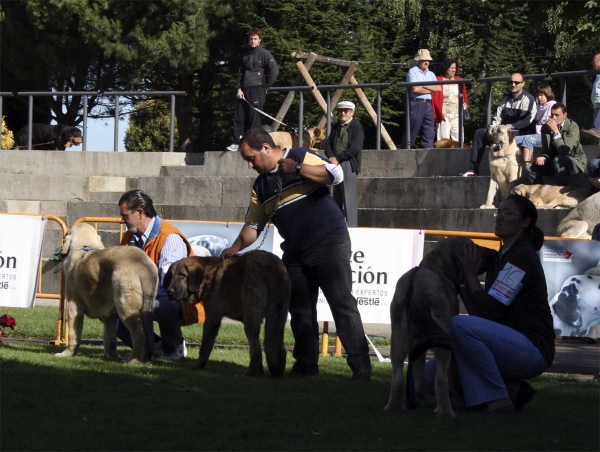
[122,217,205,325]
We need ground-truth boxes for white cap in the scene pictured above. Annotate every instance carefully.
[336,101,355,110]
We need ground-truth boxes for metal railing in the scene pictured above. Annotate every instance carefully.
[0,90,186,152]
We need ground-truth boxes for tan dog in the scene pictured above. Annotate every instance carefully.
[270,127,327,150]
[556,192,600,239]
[164,250,291,377]
[512,184,590,209]
[384,237,496,417]
[434,138,460,149]
[56,223,158,363]
[480,125,524,209]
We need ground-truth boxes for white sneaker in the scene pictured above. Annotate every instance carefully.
[461,171,476,177]
[226,144,239,152]
[161,340,187,361]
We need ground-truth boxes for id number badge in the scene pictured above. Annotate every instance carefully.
[488,262,526,306]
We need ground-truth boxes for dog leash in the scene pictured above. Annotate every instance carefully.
[241,96,288,127]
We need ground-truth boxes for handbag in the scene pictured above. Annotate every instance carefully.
[463,109,471,122]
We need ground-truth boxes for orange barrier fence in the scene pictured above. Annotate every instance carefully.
[53,219,586,355]
[0,212,68,345]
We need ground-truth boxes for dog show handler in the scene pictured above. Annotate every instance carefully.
[222,129,372,380]
[118,189,203,360]
[455,195,555,413]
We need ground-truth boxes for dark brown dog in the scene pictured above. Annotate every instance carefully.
[434,138,460,149]
[14,123,83,150]
[164,250,291,376]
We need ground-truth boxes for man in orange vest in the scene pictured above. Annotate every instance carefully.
[117,190,202,360]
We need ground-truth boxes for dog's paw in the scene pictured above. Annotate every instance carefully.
[480,204,495,209]
[54,349,74,358]
[433,406,457,418]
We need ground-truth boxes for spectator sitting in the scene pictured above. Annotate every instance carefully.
[514,84,557,164]
[526,103,587,186]
[588,155,600,193]
[432,59,469,142]
[464,73,536,176]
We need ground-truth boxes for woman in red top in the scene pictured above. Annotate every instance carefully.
[432,59,469,142]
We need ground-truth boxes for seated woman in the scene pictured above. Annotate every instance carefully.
[454,194,555,413]
[432,59,469,142]
[515,85,556,163]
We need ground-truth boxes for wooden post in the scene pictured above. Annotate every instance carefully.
[350,76,397,150]
[272,52,317,131]
[316,62,358,129]
[296,60,329,115]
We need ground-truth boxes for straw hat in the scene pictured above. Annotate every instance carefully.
[414,49,433,61]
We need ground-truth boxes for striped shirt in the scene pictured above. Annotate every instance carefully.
[140,216,188,283]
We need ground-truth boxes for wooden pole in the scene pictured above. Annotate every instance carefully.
[296,60,329,115]
[350,76,397,150]
[272,52,317,131]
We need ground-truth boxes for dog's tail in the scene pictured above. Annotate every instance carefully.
[141,281,157,362]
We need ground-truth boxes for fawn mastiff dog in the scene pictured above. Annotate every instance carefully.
[384,237,495,417]
[270,127,327,150]
[512,184,590,209]
[556,192,600,239]
[481,125,525,209]
[56,223,158,363]
[164,250,291,376]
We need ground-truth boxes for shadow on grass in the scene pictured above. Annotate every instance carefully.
[1,342,599,451]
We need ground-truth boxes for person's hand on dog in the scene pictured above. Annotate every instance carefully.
[221,247,239,258]
[459,241,481,277]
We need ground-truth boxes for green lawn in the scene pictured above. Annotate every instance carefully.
[0,307,599,451]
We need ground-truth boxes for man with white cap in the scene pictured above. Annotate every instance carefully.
[404,49,441,148]
[324,100,364,227]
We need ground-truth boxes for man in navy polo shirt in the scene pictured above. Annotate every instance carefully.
[404,49,441,149]
[222,129,372,381]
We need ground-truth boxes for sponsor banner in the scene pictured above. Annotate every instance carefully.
[0,215,47,308]
[540,240,600,339]
[273,227,424,324]
[172,222,424,325]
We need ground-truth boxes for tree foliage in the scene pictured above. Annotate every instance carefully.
[1,0,598,150]
[124,100,179,153]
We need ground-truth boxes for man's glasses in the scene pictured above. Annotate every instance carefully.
[508,81,524,85]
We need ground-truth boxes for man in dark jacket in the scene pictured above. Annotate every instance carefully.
[324,101,364,227]
[527,103,587,185]
[227,27,279,152]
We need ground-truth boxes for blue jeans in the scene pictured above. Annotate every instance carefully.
[515,134,541,150]
[445,315,548,407]
[283,230,371,375]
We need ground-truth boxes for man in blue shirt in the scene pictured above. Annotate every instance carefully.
[404,49,441,149]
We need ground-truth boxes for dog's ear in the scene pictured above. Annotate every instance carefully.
[187,261,204,294]
[507,128,515,144]
[61,234,72,256]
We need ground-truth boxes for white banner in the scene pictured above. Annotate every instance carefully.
[0,215,47,308]
[171,222,424,325]
[273,227,425,324]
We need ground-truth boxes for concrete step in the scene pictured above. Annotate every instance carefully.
[358,207,571,236]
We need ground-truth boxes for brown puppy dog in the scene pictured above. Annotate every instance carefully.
[434,138,460,149]
[270,127,327,150]
[56,223,158,363]
[384,237,496,417]
[164,250,291,377]
[480,125,525,209]
[512,184,590,209]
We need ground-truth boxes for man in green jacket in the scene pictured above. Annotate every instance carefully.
[527,103,587,185]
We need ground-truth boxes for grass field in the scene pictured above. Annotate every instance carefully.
[1,307,599,451]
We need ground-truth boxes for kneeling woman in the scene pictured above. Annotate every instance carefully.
[456,195,555,413]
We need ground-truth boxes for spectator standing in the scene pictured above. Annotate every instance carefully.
[432,59,469,141]
[324,100,364,227]
[404,49,441,149]
[464,73,536,176]
[515,85,557,163]
[222,129,372,380]
[118,190,200,360]
[227,27,279,152]
[527,103,587,185]
[582,53,600,142]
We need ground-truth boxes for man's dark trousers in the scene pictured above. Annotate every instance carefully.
[407,99,435,148]
[283,231,371,376]
[233,86,267,144]
[470,128,490,169]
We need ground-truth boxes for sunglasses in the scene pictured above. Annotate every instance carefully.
[508,80,524,85]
